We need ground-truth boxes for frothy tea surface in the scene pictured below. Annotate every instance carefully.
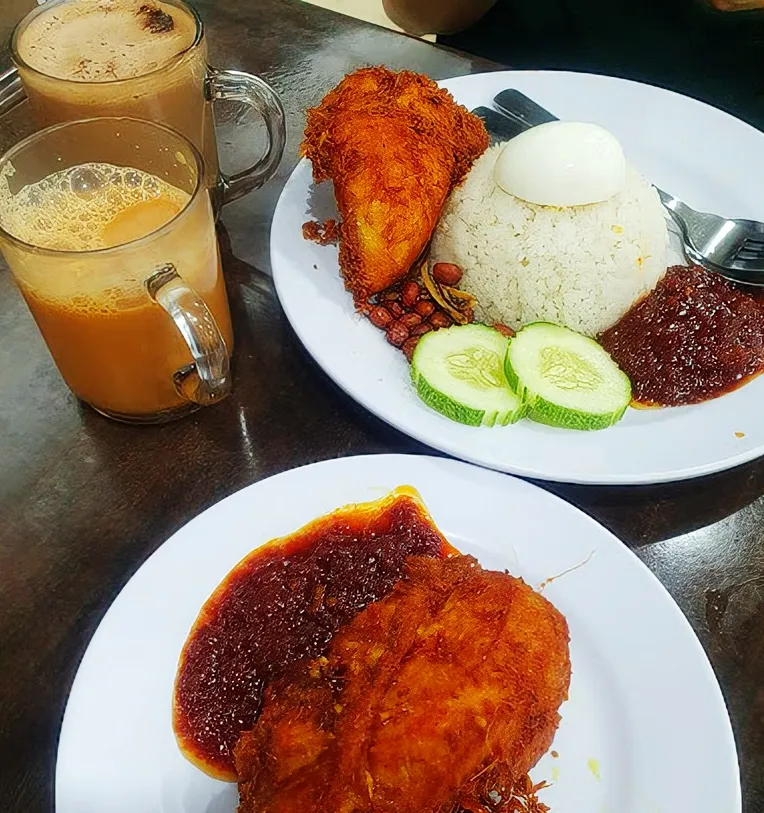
[16,0,198,82]
[0,162,190,251]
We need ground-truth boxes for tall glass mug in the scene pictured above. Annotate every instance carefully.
[0,117,234,423]
[0,0,285,208]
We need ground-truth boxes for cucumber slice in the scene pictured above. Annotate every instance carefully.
[505,322,631,431]
[411,325,526,427]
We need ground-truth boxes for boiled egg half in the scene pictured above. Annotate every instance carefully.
[494,121,626,207]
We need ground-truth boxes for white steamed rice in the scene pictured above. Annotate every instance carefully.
[431,143,668,337]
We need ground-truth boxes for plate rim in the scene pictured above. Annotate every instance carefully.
[271,69,764,485]
[55,453,741,813]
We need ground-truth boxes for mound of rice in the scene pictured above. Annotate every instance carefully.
[431,143,668,337]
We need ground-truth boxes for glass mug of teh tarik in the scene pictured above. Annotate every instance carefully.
[0,117,234,423]
[0,0,285,208]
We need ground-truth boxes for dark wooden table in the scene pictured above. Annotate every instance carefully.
[1,1,762,810]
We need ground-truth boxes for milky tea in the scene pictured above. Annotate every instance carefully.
[12,0,219,186]
[0,152,233,420]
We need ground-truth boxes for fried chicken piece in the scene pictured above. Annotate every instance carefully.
[301,67,489,306]
[235,555,570,813]
[302,218,340,246]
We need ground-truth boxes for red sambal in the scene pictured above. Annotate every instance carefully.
[599,264,764,406]
[173,488,457,780]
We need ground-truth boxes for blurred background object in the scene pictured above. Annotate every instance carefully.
[707,0,764,9]
[300,0,435,39]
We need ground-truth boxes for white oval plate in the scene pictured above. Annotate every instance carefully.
[271,71,764,484]
[55,454,738,813]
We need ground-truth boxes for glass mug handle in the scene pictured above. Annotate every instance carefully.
[146,263,231,407]
[206,68,286,206]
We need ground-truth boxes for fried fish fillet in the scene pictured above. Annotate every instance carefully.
[234,555,570,813]
[301,67,489,305]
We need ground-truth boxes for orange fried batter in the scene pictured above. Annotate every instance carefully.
[301,67,489,305]
[235,555,570,813]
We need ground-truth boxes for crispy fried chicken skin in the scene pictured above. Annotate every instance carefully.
[301,67,489,306]
[234,555,570,813]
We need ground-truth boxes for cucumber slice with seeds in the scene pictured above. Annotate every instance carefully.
[505,322,631,431]
[411,324,526,427]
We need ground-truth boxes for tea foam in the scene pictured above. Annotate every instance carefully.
[17,0,197,82]
[0,162,189,251]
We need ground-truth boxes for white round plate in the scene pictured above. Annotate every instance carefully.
[271,71,764,484]
[56,454,738,813]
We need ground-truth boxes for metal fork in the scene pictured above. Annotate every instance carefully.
[0,67,25,118]
[474,89,764,286]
